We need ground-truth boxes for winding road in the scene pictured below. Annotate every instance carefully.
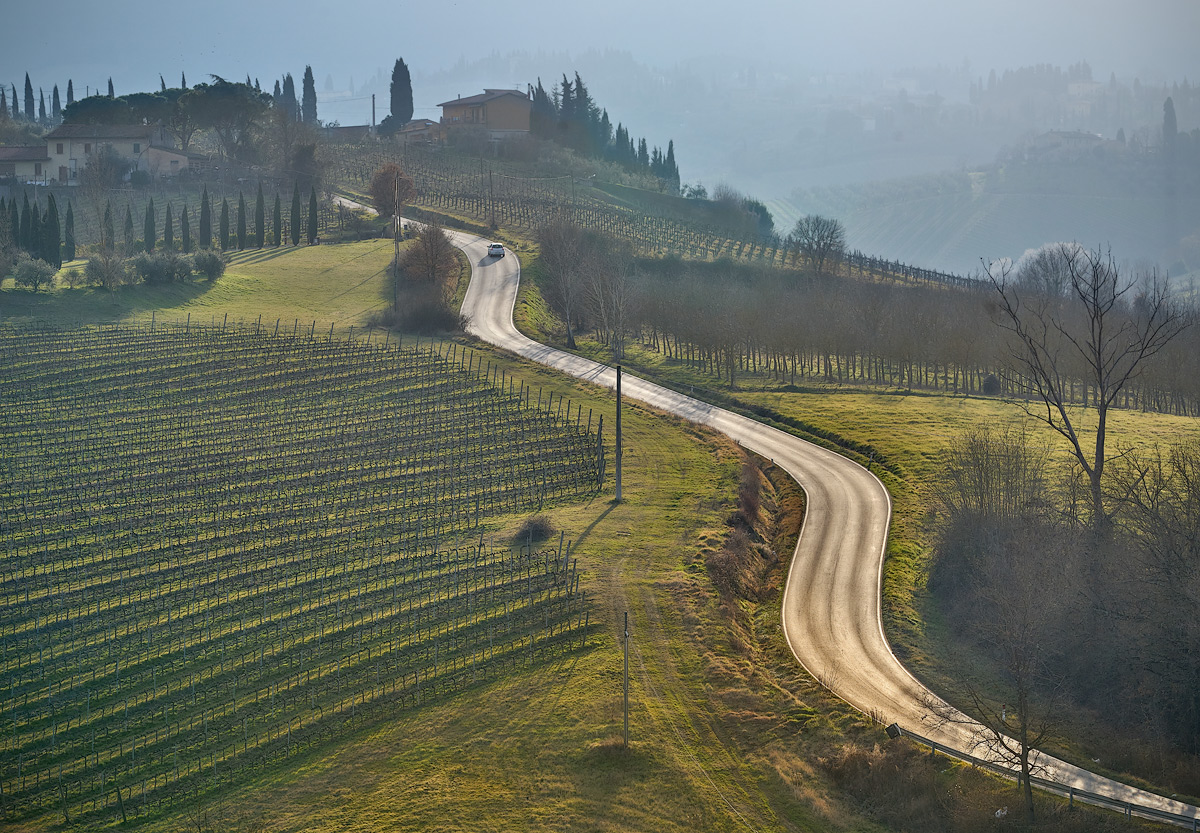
[449,229,1199,826]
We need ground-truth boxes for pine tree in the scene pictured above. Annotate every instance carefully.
[219,198,230,250]
[273,194,282,247]
[307,187,318,245]
[164,203,174,250]
[199,186,211,248]
[64,202,75,261]
[144,198,156,253]
[254,183,265,248]
[236,192,247,250]
[66,79,74,106]
[290,184,301,245]
[24,74,34,120]
[181,205,191,253]
[302,65,318,125]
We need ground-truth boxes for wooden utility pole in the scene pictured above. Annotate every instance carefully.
[615,365,623,502]
[393,178,401,311]
[623,610,630,747]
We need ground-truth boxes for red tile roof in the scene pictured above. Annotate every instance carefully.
[0,146,50,162]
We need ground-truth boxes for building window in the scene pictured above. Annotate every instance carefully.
[84,143,92,154]
[35,163,42,176]
[56,143,64,155]
[133,143,141,154]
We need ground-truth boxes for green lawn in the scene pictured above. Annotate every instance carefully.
[0,240,397,329]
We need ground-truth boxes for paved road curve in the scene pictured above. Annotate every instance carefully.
[452,230,1199,826]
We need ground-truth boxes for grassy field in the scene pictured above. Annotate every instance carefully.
[4,234,1170,832]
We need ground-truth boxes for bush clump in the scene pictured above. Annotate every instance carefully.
[192,250,226,281]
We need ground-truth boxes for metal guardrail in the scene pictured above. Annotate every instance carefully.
[889,724,1200,829]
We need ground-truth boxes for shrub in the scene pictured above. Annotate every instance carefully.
[513,515,555,545]
[85,250,128,291]
[63,268,84,289]
[11,254,57,291]
[192,250,226,281]
[131,252,190,284]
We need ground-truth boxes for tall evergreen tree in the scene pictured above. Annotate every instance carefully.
[273,193,282,247]
[38,89,46,124]
[181,71,187,89]
[219,198,230,250]
[28,201,41,258]
[0,88,6,118]
[123,206,133,253]
[390,58,413,123]
[254,183,265,248]
[665,140,680,191]
[42,194,61,268]
[160,75,167,93]
[281,74,298,121]
[637,137,649,168]
[1164,96,1179,161]
[199,186,211,248]
[20,193,32,252]
[290,184,301,245]
[11,84,19,119]
[64,202,75,261]
[181,205,191,253]
[24,74,34,120]
[164,203,174,250]
[103,201,114,252]
[236,192,247,250]
[144,198,156,253]
[8,200,20,252]
[307,187,318,245]
[51,85,61,121]
[107,77,114,98]
[66,79,74,106]
[302,65,318,125]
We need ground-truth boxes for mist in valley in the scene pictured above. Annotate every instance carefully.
[4,0,1197,277]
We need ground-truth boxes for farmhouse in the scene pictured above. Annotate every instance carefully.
[41,123,191,184]
[0,145,51,183]
[438,89,531,140]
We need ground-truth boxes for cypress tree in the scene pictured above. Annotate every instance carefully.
[28,201,40,257]
[390,58,414,124]
[103,201,115,252]
[307,187,318,245]
[123,206,133,253]
[181,72,187,89]
[282,74,298,121]
[0,89,5,119]
[66,79,74,106]
[107,77,114,98]
[42,194,61,268]
[181,206,191,253]
[51,85,61,121]
[273,194,282,247]
[24,74,34,120]
[254,183,265,248]
[11,84,19,119]
[20,194,32,252]
[144,198,156,252]
[8,200,17,252]
[164,203,174,250]
[236,192,247,249]
[290,184,301,245]
[64,202,75,261]
[38,89,46,124]
[219,198,230,250]
[302,65,318,125]
[199,186,211,248]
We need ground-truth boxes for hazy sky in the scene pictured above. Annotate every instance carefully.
[4,0,1196,107]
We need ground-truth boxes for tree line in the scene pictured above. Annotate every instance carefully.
[536,222,1200,415]
[530,73,680,192]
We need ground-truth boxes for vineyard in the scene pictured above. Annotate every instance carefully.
[0,325,604,826]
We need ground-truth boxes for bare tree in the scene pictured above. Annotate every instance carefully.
[537,216,586,348]
[582,236,635,360]
[398,221,457,301]
[925,524,1071,823]
[369,163,416,225]
[988,245,1194,534]
[787,214,846,275]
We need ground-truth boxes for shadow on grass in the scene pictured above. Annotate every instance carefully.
[0,280,217,326]
[226,247,299,266]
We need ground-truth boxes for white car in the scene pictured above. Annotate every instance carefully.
[487,243,505,258]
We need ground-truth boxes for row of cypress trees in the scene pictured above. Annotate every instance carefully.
[1,193,73,268]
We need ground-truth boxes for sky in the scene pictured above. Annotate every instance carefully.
[5,0,1196,112]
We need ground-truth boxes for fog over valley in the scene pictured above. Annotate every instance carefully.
[4,0,1198,276]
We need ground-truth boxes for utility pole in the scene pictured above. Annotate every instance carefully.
[393,177,400,311]
[371,94,376,133]
[623,610,630,747]
[615,365,623,502]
